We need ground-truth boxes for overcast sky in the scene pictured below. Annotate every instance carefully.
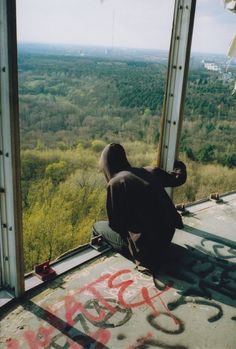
[16,0,236,54]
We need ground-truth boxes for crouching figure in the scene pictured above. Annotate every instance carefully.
[91,143,187,273]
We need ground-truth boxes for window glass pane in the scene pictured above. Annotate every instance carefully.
[174,0,236,203]
[16,0,174,272]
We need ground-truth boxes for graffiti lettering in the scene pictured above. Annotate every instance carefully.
[107,269,172,315]
[167,243,236,301]
[199,239,236,260]
[84,298,132,328]
[45,328,111,349]
[126,331,188,349]
[147,312,184,334]
[5,242,234,349]
[23,325,54,349]
[168,296,223,323]
[64,273,115,326]
[65,268,172,326]
[4,268,173,349]
[6,339,20,349]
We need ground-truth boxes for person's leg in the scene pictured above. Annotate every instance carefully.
[134,229,176,272]
[91,221,132,258]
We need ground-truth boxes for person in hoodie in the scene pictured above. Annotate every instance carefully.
[91,143,187,272]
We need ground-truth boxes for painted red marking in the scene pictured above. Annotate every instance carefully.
[64,273,118,325]
[126,332,153,349]
[108,269,172,315]
[90,328,111,349]
[68,342,83,349]
[4,268,174,349]
[23,325,54,349]
[64,269,172,324]
[64,294,107,325]
[78,273,116,313]
[6,338,20,349]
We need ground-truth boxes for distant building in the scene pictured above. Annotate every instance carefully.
[221,71,233,80]
[203,61,221,72]
[232,81,236,94]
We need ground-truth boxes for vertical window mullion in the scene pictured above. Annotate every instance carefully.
[157,0,196,196]
[0,0,24,297]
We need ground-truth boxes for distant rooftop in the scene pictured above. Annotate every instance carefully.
[1,192,236,349]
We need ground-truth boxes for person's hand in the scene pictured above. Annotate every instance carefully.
[173,160,186,174]
[174,160,183,168]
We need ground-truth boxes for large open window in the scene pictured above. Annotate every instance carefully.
[174,0,236,203]
[16,0,176,274]
[3,0,234,301]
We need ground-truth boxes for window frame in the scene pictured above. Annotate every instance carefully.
[0,0,196,300]
[0,0,24,297]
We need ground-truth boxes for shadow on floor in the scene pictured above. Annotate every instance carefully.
[1,226,236,349]
[154,231,236,317]
[22,299,111,349]
[183,224,236,250]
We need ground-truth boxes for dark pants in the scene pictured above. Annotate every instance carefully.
[91,221,175,271]
[91,221,132,259]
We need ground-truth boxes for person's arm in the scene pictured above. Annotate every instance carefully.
[106,180,128,237]
[153,160,187,188]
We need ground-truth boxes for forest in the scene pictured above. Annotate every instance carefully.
[18,52,236,272]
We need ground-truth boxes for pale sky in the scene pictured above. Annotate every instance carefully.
[16,0,236,54]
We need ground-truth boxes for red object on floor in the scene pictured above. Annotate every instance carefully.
[34,260,57,281]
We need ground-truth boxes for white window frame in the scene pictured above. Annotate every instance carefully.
[0,0,24,297]
[157,0,196,196]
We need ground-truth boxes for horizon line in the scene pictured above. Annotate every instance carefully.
[17,41,228,56]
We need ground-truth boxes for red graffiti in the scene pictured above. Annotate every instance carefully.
[64,273,116,325]
[108,269,172,315]
[88,329,111,349]
[66,268,172,324]
[65,329,111,349]
[4,268,173,349]
[6,338,20,349]
[23,325,54,349]
[126,332,153,349]
[65,294,107,325]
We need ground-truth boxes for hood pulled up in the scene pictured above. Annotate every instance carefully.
[99,143,131,181]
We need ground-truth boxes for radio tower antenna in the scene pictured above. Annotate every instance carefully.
[111,9,115,51]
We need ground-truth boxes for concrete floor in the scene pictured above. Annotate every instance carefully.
[1,193,236,349]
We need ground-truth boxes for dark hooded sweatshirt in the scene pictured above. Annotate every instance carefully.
[100,143,187,268]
